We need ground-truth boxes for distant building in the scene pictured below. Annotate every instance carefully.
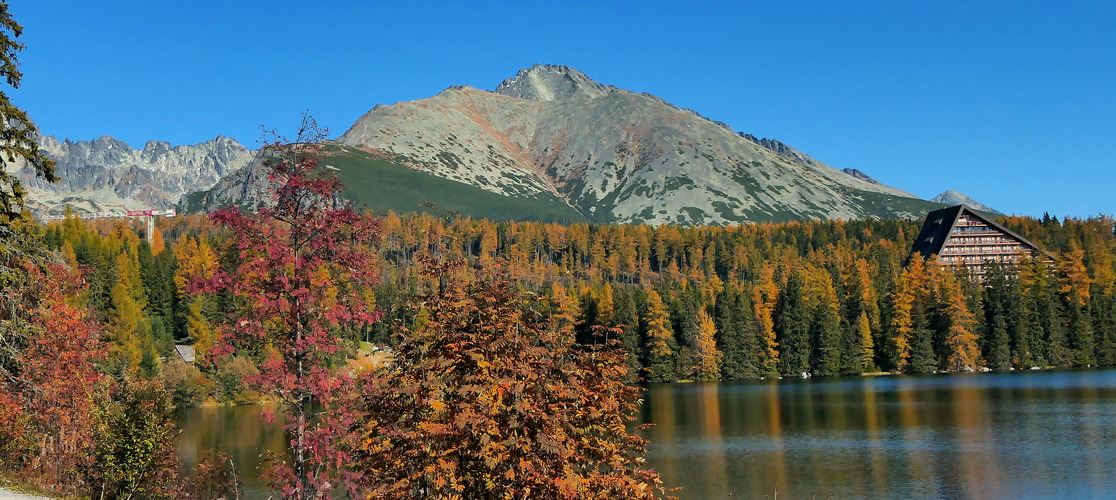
[908,204,1049,278]
[174,345,197,364]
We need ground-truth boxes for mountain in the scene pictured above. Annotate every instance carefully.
[18,135,254,214]
[282,64,935,225]
[192,64,945,225]
[931,190,1001,214]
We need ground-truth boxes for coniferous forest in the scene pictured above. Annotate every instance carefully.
[37,201,1116,390]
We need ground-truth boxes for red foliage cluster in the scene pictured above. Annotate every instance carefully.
[0,262,106,495]
[194,116,381,499]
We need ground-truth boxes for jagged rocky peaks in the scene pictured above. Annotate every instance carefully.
[23,134,254,213]
[492,64,616,101]
[931,190,1001,214]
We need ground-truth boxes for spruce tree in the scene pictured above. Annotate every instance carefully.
[714,282,760,379]
[776,271,811,376]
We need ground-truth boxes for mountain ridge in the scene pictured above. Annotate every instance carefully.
[19,134,253,214]
[29,64,948,225]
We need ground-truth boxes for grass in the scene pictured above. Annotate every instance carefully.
[322,146,590,223]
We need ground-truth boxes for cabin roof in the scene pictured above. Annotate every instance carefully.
[174,345,196,364]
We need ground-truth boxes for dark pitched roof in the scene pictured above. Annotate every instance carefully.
[907,204,1045,261]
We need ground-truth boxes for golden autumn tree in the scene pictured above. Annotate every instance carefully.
[855,310,875,372]
[346,260,671,499]
[1058,245,1096,364]
[753,267,780,377]
[549,282,581,334]
[174,235,219,358]
[941,272,980,371]
[108,246,149,372]
[889,257,928,371]
[642,289,678,383]
[688,309,723,381]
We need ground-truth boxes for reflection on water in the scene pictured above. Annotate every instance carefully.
[176,402,285,497]
[639,369,1116,499]
[175,369,1116,499]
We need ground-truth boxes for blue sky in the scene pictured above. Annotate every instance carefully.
[10,1,1115,218]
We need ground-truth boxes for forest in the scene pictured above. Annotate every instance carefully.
[27,198,1116,393]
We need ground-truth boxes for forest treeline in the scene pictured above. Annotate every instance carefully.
[39,205,1116,401]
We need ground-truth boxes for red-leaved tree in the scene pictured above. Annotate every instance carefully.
[192,116,380,499]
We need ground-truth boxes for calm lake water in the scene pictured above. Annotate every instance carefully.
[176,368,1116,499]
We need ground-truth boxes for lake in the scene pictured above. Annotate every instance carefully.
[177,368,1116,499]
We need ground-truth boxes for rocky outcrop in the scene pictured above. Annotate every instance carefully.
[842,168,883,185]
[19,135,254,214]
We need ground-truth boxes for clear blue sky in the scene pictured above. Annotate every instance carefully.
[10,1,1115,219]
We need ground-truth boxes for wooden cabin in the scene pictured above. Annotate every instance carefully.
[908,204,1048,278]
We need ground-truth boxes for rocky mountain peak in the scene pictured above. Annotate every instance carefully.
[931,190,1001,214]
[492,64,614,101]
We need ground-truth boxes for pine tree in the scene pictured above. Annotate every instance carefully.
[613,286,644,380]
[776,270,811,377]
[810,302,843,377]
[981,262,1012,370]
[714,282,760,379]
[0,3,57,220]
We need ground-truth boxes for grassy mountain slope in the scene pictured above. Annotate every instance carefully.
[323,145,588,222]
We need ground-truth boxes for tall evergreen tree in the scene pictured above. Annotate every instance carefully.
[776,271,811,376]
[714,282,760,379]
[982,262,1013,370]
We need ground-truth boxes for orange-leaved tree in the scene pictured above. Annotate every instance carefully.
[0,261,106,496]
[346,259,672,499]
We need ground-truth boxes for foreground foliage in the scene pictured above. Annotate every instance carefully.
[347,260,670,499]
[192,117,381,499]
